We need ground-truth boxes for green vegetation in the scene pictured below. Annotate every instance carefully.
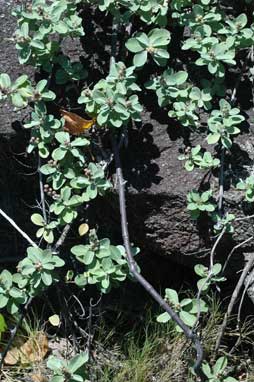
[0,0,254,381]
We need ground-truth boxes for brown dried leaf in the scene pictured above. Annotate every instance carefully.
[31,373,48,382]
[4,347,20,365]
[19,331,48,364]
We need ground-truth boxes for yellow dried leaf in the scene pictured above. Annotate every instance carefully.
[78,223,89,236]
[48,314,60,327]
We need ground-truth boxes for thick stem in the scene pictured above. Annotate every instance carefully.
[111,134,204,378]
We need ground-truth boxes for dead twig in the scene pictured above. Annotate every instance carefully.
[215,254,254,352]
[222,236,253,274]
[53,224,71,253]
[194,228,226,330]
[0,208,38,248]
[38,155,47,223]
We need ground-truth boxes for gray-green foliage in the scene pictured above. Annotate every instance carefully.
[71,230,138,293]
[178,145,220,172]
[187,190,216,219]
[194,263,226,292]
[13,0,84,69]
[201,356,238,382]
[146,68,212,127]
[47,351,89,382]
[78,61,142,127]
[16,247,65,295]
[237,175,254,202]
[0,0,252,379]
[156,288,208,331]
[0,270,27,314]
[126,28,171,67]
[207,99,245,149]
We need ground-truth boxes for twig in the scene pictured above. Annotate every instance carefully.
[0,297,33,370]
[215,254,254,352]
[53,224,71,253]
[111,134,205,379]
[87,298,94,359]
[218,148,225,216]
[38,155,47,223]
[0,208,38,248]
[222,236,253,273]
[228,274,254,354]
[235,214,254,222]
[194,228,226,330]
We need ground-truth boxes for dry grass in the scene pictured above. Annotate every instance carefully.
[1,299,254,382]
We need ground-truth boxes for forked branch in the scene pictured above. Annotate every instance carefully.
[111,133,204,379]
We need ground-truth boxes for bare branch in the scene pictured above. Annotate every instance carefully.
[218,148,225,215]
[215,254,254,352]
[53,224,71,253]
[38,155,47,223]
[0,208,38,248]
[222,236,253,274]
[111,134,205,379]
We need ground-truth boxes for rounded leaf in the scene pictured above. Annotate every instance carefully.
[133,51,148,67]
[49,314,60,327]
[78,223,89,236]
[31,213,45,226]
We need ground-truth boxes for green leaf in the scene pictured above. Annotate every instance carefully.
[68,352,89,373]
[71,245,88,257]
[52,147,66,161]
[179,310,196,327]
[40,164,56,175]
[36,79,47,93]
[30,40,44,49]
[156,312,171,323]
[125,38,145,53]
[54,21,68,34]
[0,73,11,88]
[11,93,25,108]
[207,133,220,144]
[148,28,171,46]
[0,314,7,339]
[212,263,222,275]
[194,264,208,277]
[31,213,45,226]
[41,272,52,286]
[133,50,148,67]
[43,230,54,244]
[51,376,64,382]
[55,132,70,144]
[0,295,8,309]
[165,288,179,305]
[213,356,227,375]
